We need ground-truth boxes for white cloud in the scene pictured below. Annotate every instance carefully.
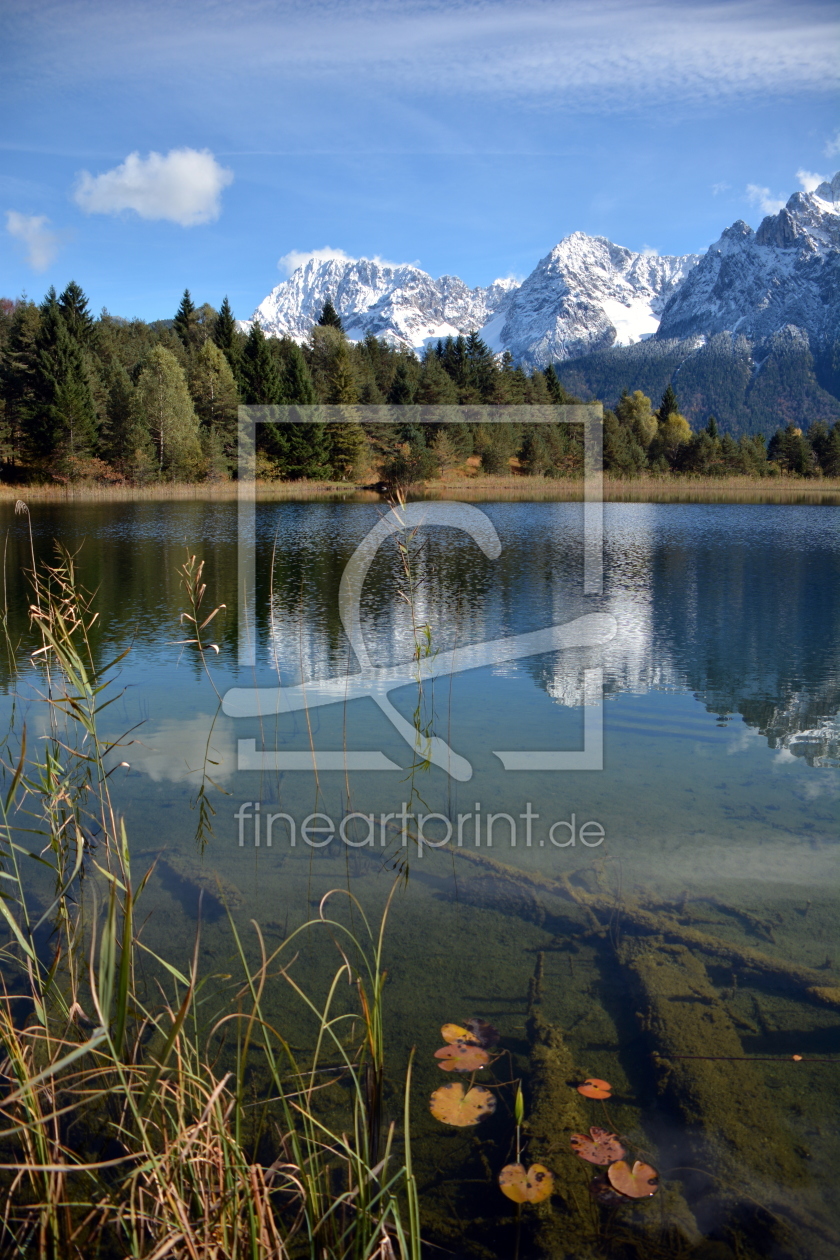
[276,246,408,276]
[746,183,786,216]
[277,246,356,276]
[640,245,659,257]
[712,181,730,195]
[5,210,59,270]
[73,147,233,226]
[825,130,840,158]
[796,168,828,192]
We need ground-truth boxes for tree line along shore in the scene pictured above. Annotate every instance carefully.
[2,284,839,488]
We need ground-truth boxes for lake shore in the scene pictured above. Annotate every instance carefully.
[2,473,840,505]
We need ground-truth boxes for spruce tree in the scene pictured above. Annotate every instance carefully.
[0,300,41,465]
[58,281,94,344]
[658,383,679,421]
[174,289,199,350]
[387,360,416,405]
[276,339,316,404]
[213,295,241,376]
[317,298,343,331]
[28,289,98,462]
[240,322,286,405]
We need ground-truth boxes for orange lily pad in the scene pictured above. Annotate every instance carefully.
[441,1023,472,1044]
[577,1077,612,1099]
[607,1159,659,1199]
[434,1041,490,1072]
[498,1163,554,1204]
[570,1127,626,1165]
[430,1082,496,1127]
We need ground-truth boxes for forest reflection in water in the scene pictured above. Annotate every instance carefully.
[0,497,838,1258]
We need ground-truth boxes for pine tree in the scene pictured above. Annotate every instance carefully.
[28,289,98,461]
[276,339,316,404]
[99,365,150,476]
[387,360,416,404]
[240,322,286,405]
[416,352,458,404]
[213,296,241,377]
[0,299,41,465]
[317,298,343,330]
[658,383,679,421]
[58,281,94,344]
[132,344,202,478]
[174,289,200,351]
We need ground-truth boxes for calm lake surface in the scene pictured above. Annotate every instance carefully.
[3,498,839,1258]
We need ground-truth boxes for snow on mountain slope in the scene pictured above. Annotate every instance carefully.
[657,171,840,345]
[480,234,700,367]
[252,256,517,352]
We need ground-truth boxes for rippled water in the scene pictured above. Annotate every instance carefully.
[2,498,838,1258]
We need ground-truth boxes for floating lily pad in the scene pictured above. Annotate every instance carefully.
[429,1082,497,1126]
[464,1017,500,1048]
[607,1159,659,1199]
[498,1163,554,1204]
[441,1023,472,1044]
[577,1077,612,1099]
[570,1127,626,1165]
[434,1041,490,1072]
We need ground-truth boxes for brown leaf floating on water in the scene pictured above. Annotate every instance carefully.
[576,1077,612,1099]
[498,1163,554,1204]
[434,1041,490,1072]
[570,1127,626,1165]
[464,1017,500,1048]
[429,1082,496,1126]
[607,1159,659,1199]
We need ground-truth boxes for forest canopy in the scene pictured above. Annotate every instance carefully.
[1,285,838,485]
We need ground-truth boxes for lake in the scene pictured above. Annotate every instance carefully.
[2,497,838,1259]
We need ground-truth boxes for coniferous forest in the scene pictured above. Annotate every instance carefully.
[2,284,839,486]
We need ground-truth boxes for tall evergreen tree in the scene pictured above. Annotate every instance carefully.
[317,298,343,330]
[213,295,241,377]
[58,281,95,344]
[240,322,286,405]
[174,289,200,351]
[386,360,416,405]
[658,382,679,421]
[0,300,41,465]
[28,289,98,461]
[276,339,316,404]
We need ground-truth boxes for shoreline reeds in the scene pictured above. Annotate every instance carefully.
[0,473,839,506]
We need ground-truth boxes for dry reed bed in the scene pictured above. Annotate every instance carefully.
[2,475,840,506]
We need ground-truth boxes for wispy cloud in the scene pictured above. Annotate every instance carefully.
[5,210,60,270]
[746,183,786,216]
[796,168,828,192]
[825,130,840,159]
[73,148,233,226]
[10,1,840,116]
[711,181,730,195]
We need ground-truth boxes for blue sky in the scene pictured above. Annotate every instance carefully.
[1,0,838,322]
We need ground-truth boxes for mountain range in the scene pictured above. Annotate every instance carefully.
[251,172,840,434]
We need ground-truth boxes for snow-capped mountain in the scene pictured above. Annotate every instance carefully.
[251,171,839,370]
[481,234,700,367]
[252,257,518,352]
[657,172,840,344]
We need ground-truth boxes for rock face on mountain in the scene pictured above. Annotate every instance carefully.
[480,233,700,368]
[251,171,839,388]
[252,257,517,352]
[657,172,840,345]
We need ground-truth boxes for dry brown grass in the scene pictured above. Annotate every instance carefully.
[3,473,840,506]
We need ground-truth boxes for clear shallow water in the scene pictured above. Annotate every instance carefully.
[2,499,839,1258]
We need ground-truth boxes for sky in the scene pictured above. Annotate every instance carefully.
[1,0,838,322]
